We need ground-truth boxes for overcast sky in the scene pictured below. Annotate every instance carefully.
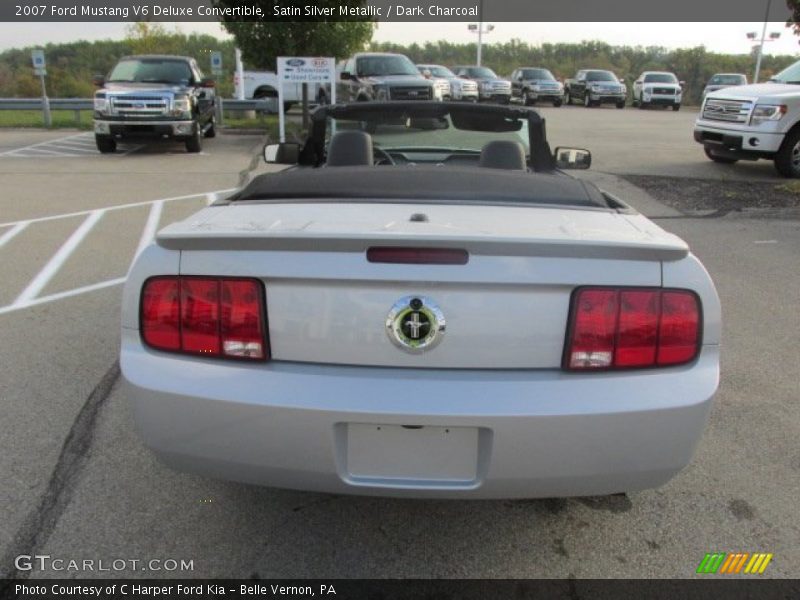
[0,21,798,56]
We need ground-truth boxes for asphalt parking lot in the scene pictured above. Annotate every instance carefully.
[0,106,798,582]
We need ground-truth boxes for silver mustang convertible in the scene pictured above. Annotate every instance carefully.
[121,102,720,499]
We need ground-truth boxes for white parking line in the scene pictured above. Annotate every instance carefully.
[0,222,29,248]
[14,210,105,305]
[0,132,90,156]
[132,200,164,263]
[0,277,127,316]
[0,132,144,158]
[0,187,236,228]
[0,188,238,315]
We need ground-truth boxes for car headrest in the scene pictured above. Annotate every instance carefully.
[326,130,373,167]
[479,140,527,170]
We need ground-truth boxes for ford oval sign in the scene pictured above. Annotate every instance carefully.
[286,59,305,67]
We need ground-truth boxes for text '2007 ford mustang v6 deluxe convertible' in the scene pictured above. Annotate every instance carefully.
[121,102,720,499]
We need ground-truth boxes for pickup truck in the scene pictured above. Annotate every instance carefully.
[336,52,435,103]
[694,59,800,177]
[510,67,563,107]
[632,71,684,110]
[93,54,216,153]
[234,70,321,113]
[565,70,626,108]
[452,66,512,103]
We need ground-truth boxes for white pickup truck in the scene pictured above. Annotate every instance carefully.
[694,59,800,177]
[233,70,323,113]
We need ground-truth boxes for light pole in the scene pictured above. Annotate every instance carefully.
[749,0,780,83]
[468,23,495,66]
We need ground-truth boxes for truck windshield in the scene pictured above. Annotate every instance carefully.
[521,69,555,81]
[644,73,677,83]
[770,61,800,84]
[586,72,617,82]
[423,66,456,78]
[357,55,419,77]
[466,67,498,78]
[709,74,746,85]
[108,58,193,84]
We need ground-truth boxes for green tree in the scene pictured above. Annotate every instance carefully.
[214,2,375,70]
[125,22,182,55]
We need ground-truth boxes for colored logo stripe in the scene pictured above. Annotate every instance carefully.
[697,552,773,574]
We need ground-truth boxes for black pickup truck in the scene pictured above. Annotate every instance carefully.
[564,69,627,109]
[92,54,216,153]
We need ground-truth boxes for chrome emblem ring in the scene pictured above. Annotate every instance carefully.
[386,296,445,353]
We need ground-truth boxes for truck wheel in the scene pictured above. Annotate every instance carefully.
[524,90,535,106]
[672,104,681,112]
[774,128,800,177]
[638,99,647,109]
[95,135,116,154]
[616,100,625,109]
[204,116,216,138]
[553,98,563,107]
[704,146,737,164]
[185,123,203,153]
[584,94,592,108]
[565,91,572,105]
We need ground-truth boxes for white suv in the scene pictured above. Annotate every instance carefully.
[632,71,683,110]
[694,60,800,177]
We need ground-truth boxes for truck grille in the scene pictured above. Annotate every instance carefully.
[110,95,170,117]
[461,81,478,92]
[652,87,676,95]
[702,98,752,123]
[389,86,432,100]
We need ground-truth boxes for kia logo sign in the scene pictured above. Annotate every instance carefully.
[286,59,305,67]
[311,58,328,68]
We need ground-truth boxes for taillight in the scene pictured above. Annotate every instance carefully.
[564,287,700,370]
[141,276,268,361]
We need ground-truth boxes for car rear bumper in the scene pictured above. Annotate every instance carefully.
[121,330,718,499]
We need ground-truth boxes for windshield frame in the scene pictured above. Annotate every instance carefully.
[585,71,618,83]
[301,102,556,172]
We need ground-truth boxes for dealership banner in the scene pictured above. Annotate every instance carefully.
[3,579,800,599]
[0,0,793,22]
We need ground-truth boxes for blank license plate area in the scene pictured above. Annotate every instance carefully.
[346,423,479,484]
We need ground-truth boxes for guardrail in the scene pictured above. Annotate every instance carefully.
[0,97,279,127]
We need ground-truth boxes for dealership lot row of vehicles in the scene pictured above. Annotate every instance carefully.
[91,52,800,179]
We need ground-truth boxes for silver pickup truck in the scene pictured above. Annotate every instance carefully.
[694,60,800,177]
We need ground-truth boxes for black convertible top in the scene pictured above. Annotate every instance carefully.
[230,166,609,209]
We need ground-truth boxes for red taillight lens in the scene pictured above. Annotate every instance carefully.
[141,278,180,351]
[565,287,700,370]
[141,276,268,361]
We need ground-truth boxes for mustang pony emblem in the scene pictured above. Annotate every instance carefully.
[386,296,445,353]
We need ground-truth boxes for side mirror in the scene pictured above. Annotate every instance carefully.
[421,69,432,79]
[554,147,591,170]
[619,78,625,84]
[340,71,351,81]
[635,80,642,85]
[200,77,215,88]
[679,80,686,87]
[92,75,105,87]
[264,143,300,164]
